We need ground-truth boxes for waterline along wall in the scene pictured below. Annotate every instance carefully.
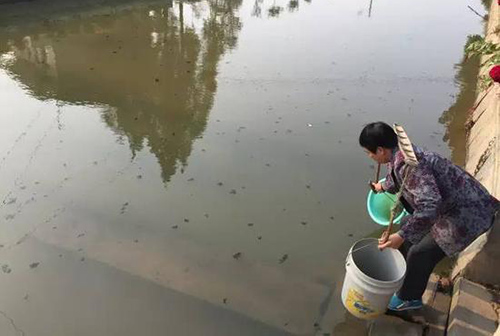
[452,0,500,289]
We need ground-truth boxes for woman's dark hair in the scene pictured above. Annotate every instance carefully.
[359,122,398,153]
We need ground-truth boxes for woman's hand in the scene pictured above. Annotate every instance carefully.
[378,232,404,250]
[370,182,384,193]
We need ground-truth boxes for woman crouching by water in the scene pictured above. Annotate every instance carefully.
[359,122,499,311]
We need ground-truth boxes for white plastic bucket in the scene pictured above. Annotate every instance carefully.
[341,238,406,319]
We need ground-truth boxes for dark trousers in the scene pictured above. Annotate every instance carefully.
[397,233,446,300]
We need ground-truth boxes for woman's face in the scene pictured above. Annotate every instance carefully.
[364,147,392,164]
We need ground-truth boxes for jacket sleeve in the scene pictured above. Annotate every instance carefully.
[398,164,442,245]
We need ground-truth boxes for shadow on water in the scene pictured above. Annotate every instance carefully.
[439,0,491,167]
[438,54,480,167]
[0,0,242,184]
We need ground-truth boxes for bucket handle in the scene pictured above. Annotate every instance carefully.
[345,240,378,265]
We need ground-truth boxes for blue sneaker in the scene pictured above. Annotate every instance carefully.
[387,294,423,311]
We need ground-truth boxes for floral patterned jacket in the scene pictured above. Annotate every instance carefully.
[382,146,499,256]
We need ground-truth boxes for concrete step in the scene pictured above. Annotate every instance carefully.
[383,274,451,335]
[421,274,452,336]
[447,277,499,336]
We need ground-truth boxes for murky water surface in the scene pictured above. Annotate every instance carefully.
[0,0,484,334]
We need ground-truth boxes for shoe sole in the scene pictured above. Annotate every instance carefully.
[388,305,423,312]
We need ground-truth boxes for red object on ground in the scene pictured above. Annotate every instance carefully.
[490,65,500,83]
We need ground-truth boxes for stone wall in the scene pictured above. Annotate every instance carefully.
[452,0,500,288]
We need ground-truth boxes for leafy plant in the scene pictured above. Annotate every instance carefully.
[464,34,500,89]
[465,35,500,66]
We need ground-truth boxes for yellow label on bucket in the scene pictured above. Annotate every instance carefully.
[345,288,379,319]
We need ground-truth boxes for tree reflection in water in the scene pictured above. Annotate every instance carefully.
[0,0,242,184]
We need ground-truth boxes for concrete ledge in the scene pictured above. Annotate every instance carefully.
[453,0,500,286]
[452,216,500,285]
[447,277,499,336]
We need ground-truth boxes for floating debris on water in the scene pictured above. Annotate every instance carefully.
[279,254,288,264]
[5,197,16,205]
[29,262,40,269]
[233,252,242,260]
[120,202,129,214]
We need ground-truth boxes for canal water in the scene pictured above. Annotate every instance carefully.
[0,0,486,334]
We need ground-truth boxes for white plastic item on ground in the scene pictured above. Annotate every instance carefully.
[341,238,407,319]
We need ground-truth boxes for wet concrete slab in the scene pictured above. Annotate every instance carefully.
[0,236,294,336]
[368,315,423,336]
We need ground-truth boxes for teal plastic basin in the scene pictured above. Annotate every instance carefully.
[367,178,408,226]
